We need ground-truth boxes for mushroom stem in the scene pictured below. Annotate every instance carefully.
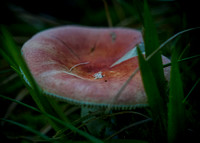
[81,107,116,137]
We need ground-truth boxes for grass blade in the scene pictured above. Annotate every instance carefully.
[103,0,112,27]
[183,78,200,103]
[137,47,167,141]
[0,48,18,70]
[0,118,55,142]
[137,48,165,120]
[146,27,200,61]
[0,94,40,112]
[168,51,185,143]
[163,54,200,68]
[144,0,159,56]
[1,26,42,103]
[143,0,167,102]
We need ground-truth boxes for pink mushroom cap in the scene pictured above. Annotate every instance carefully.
[22,26,170,109]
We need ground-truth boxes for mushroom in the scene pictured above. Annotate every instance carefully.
[22,25,170,109]
[21,26,170,136]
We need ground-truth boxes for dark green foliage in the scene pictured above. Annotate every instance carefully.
[137,48,165,121]
[168,50,185,143]
[143,0,167,104]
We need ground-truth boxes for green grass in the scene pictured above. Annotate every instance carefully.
[167,49,185,143]
[1,0,200,143]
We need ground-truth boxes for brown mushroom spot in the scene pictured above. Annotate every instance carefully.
[22,26,170,108]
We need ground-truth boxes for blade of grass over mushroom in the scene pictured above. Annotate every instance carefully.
[143,0,167,102]
[168,51,185,143]
[107,27,200,113]
[110,43,145,67]
[0,118,56,142]
[137,47,165,124]
[0,27,69,130]
[106,43,144,112]
[0,94,103,143]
